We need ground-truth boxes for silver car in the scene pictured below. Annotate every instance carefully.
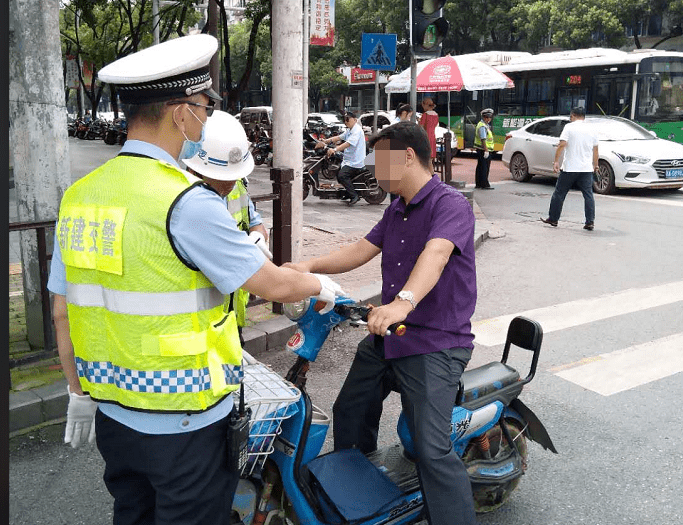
[501,115,683,194]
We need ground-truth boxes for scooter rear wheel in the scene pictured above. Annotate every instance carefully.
[462,419,528,513]
[363,186,387,205]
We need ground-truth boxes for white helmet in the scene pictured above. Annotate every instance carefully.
[183,110,254,181]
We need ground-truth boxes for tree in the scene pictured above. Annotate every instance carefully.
[308,59,349,111]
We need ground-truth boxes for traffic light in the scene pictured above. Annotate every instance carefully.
[411,0,449,58]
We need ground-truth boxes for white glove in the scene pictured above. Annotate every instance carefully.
[64,386,98,448]
[248,231,273,260]
[311,273,346,314]
[483,151,490,159]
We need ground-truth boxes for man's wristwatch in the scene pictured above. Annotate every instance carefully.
[397,290,417,310]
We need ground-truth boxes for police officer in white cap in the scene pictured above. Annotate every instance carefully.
[48,34,344,525]
[183,110,272,330]
[474,108,495,189]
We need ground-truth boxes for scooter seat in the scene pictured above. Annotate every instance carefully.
[459,362,520,405]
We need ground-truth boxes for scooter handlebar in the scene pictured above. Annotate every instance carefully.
[333,304,406,336]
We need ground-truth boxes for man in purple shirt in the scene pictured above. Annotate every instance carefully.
[285,121,478,525]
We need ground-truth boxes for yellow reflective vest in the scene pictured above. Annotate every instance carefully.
[226,180,251,327]
[57,155,243,413]
[475,121,494,150]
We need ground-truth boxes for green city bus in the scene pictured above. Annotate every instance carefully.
[439,48,683,153]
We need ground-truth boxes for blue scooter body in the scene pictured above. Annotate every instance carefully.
[241,297,556,524]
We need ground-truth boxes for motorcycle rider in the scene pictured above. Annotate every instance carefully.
[286,121,478,525]
[183,110,272,331]
[318,111,367,206]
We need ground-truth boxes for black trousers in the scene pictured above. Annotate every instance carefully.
[332,335,477,525]
[475,149,492,188]
[95,410,239,525]
[337,165,363,199]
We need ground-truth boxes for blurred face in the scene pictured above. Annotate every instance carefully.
[399,111,412,121]
[344,115,356,128]
[365,138,409,193]
[422,99,435,111]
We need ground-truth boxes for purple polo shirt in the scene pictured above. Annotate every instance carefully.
[365,175,476,359]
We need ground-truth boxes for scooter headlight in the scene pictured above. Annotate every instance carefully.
[283,299,310,321]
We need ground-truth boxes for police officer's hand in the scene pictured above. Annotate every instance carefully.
[311,274,346,314]
[64,386,98,448]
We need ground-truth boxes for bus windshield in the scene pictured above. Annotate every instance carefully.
[637,59,683,122]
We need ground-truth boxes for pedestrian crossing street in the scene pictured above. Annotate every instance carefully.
[472,280,683,396]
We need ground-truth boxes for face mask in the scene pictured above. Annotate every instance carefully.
[176,107,206,160]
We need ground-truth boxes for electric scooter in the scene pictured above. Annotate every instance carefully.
[233,297,557,525]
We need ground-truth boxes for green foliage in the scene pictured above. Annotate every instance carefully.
[308,59,349,110]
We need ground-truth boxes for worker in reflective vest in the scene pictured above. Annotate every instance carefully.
[48,35,344,525]
[474,108,495,190]
[184,110,273,328]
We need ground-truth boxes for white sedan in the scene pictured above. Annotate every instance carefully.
[501,115,683,194]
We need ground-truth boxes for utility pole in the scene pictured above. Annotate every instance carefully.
[272,2,303,261]
[9,0,71,350]
[153,0,160,44]
[207,0,219,95]
[302,0,310,120]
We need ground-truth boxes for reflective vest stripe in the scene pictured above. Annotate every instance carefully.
[75,357,243,393]
[66,282,223,316]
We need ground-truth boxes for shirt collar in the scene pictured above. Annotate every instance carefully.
[393,174,441,213]
[119,140,180,168]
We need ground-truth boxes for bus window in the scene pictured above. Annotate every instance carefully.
[527,78,555,115]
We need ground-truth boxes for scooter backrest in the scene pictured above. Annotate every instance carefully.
[501,316,543,383]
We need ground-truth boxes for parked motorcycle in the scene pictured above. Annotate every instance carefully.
[74,118,90,140]
[302,142,386,204]
[251,136,272,166]
[103,118,127,146]
[232,297,557,525]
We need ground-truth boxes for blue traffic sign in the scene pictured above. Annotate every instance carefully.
[361,33,397,71]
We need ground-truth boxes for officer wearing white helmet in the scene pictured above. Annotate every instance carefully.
[474,108,495,189]
[48,34,344,525]
[183,110,272,329]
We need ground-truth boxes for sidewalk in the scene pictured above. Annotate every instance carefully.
[9,197,491,436]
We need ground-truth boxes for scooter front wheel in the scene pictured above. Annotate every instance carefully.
[462,419,528,513]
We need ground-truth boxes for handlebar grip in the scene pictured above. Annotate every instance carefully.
[386,322,407,336]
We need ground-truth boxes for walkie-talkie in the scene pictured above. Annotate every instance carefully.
[226,383,251,472]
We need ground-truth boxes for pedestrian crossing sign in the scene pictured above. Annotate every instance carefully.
[361,33,397,71]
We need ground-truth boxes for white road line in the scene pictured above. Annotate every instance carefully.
[554,333,683,396]
[472,280,683,347]
[597,193,683,207]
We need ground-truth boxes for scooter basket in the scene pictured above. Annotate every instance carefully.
[239,362,301,476]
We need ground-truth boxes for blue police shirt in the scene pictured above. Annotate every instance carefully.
[47,140,266,434]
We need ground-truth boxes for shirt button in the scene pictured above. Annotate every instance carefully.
[391,284,395,288]
[397,263,401,266]
[403,217,408,221]
[401,240,404,243]
[181,419,189,427]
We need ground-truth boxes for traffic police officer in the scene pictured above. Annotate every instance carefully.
[474,108,495,189]
[49,34,344,525]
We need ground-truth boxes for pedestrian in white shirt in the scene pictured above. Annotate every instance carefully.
[540,107,599,230]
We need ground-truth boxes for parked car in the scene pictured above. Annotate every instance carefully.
[307,112,345,135]
[359,111,393,135]
[501,115,683,194]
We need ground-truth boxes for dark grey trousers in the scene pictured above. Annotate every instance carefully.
[333,334,477,525]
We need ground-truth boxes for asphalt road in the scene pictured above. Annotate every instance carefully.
[10,139,682,524]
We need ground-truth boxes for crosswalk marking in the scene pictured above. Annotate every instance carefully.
[472,280,683,347]
[554,333,683,396]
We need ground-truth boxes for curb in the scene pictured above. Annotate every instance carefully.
[9,197,491,437]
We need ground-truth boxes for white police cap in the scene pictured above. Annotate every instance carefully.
[98,34,221,105]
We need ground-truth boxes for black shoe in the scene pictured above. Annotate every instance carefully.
[584,222,594,231]
[481,186,494,190]
[540,217,558,227]
[348,196,360,206]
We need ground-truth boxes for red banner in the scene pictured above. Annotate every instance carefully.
[310,0,335,46]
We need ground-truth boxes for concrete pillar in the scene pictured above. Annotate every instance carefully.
[272,1,303,262]
[9,0,71,349]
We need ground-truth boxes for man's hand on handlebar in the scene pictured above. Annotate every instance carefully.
[366,300,412,336]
